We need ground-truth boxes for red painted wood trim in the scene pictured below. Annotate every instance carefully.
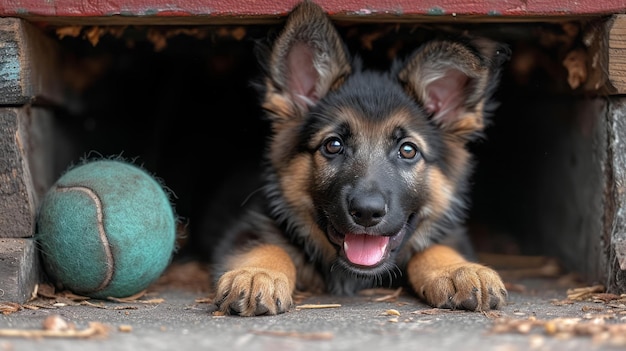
[1,0,625,19]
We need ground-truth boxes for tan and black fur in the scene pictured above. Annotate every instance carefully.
[211,0,510,316]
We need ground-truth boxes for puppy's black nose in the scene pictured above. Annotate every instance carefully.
[349,193,387,227]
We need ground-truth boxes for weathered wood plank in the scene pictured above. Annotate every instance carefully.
[0,0,625,24]
[608,15,626,95]
[606,97,626,294]
[0,238,40,303]
[0,18,63,105]
[0,107,55,238]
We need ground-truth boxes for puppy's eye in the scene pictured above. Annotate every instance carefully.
[322,137,343,156]
[398,142,420,160]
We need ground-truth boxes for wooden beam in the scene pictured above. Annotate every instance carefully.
[0,18,63,105]
[0,107,55,238]
[607,98,626,294]
[0,0,624,25]
[0,238,40,303]
[608,15,626,95]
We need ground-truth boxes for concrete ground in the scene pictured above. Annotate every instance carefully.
[1,261,625,351]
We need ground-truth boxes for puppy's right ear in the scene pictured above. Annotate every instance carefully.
[263,0,351,121]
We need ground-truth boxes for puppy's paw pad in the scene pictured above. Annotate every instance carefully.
[419,263,506,311]
[215,268,293,316]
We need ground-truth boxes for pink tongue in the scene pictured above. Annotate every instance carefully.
[343,234,390,266]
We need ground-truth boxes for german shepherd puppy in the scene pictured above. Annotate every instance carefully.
[212,0,510,316]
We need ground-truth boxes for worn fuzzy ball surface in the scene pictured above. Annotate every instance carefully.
[36,159,177,299]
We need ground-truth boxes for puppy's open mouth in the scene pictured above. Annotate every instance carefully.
[343,234,394,266]
[328,214,416,267]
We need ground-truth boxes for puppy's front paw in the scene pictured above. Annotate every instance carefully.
[417,262,507,311]
[215,268,294,316]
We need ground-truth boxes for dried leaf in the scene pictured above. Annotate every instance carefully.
[563,48,587,90]
[36,283,57,298]
[57,291,90,301]
[118,325,133,333]
[79,300,107,309]
[412,308,440,315]
[112,306,139,310]
[0,302,21,315]
[295,304,341,310]
[107,290,147,302]
[195,297,213,304]
[551,298,575,306]
[373,287,403,302]
[592,293,621,303]
[383,309,400,316]
[56,26,83,39]
[84,26,105,47]
[358,287,401,296]
[482,310,503,319]
[42,315,71,331]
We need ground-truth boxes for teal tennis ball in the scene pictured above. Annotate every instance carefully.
[35,159,176,299]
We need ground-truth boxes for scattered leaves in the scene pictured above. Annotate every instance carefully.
[567,285,605,301]
[3,283,165,312]
[34,283,90,304]
[0,315,109,339]
[491,316,543,334]
[491,316,626,346]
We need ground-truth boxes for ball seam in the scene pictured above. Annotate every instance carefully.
[57,185,114,292]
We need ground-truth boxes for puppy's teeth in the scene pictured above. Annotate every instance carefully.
[344,241,349,251]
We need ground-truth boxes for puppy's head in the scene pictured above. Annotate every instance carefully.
[261,0,509,279]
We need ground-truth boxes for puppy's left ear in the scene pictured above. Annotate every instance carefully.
[399,39,509,140]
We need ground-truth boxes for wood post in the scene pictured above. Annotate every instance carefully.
[0,18,61,302]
